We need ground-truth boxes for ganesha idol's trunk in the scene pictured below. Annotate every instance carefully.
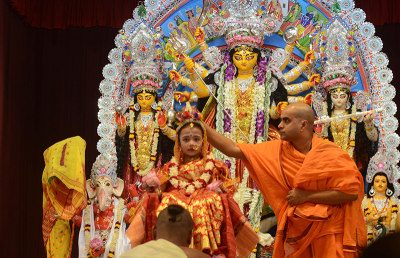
[98,188,111,211]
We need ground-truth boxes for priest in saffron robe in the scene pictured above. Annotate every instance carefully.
[204,103,367,258]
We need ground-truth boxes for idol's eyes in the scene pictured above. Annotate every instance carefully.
[138,96,143,100]
[145,96,152,100]
[332,94,338,99]
[246,55,255,61]
[340,94,347,99]
[234,55,256,61]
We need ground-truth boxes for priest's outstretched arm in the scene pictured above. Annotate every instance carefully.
[203,123,247,161]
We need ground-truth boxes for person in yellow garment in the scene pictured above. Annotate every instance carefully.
[42,136,87,257]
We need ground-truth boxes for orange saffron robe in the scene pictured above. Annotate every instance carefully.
[238,134,367,258]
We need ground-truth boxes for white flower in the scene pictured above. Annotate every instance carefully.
[205,161,214,171]
[170,178,178,188]
[193,181,203,189]
[201,172,211,182]
[169,166,179,176]
[186,185,195,194]
[180,181,188,189]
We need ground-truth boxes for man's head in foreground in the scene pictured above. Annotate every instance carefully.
[278,102,315,142]
[154,204,194,247]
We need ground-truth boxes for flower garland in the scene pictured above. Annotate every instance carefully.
[169,153,215,194]
[84,198,124,257]
[215,56,270,211]
[129,99,160,176]
[248,189,263,230]
[107,198,124,258]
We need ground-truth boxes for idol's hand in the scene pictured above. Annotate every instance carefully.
[367,210,383,223]
[195,27,205,43]
[72,211,82,227]
[174,53,195,72]
[184,58,195,73]
[313,117,324,135]
[277,101,288,115]
[304,51,315,66]
[308,74,320,87]
[91,247,105,257]
[364,113,374,125]
[286,188,308,206]
[169,70,182,83]
[303,93,313,105]
[157,110,167,127]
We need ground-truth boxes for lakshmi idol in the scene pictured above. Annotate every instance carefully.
[126,102,259,258]
[113,23,174,208]
[362,152,400,245]
[316,20,378,170]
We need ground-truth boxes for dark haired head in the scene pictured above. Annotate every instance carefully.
[360,232,400,258]
[155,205,194,246]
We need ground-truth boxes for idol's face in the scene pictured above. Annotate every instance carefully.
[330,89,349,109]
[232,49,258,72]
[137,91,155,110]
[373,175,388,195]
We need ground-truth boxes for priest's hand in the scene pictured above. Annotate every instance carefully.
[286,188,308,206]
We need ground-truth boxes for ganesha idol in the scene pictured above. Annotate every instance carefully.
[75,154,131,258]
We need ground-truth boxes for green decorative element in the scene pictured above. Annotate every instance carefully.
[353,62,357,68]
[138,5,147,18]
[332,0,341,14]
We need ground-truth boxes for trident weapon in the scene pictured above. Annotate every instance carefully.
[314,108,384,125]
[169,33,251,142]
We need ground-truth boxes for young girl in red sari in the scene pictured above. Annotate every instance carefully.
[126,103,258,258]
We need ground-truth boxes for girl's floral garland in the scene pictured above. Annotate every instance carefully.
[84,198,124,258]
[169,153,215,195]
[129,99,160,176]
